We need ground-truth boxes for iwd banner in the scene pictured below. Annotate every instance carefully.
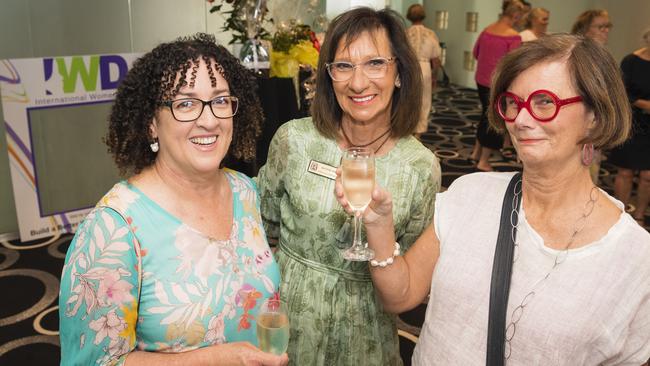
[1,53,140,241]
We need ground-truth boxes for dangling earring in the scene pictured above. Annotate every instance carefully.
[150,139,159,153]
[395,76,401,88]
[581,143,594,165]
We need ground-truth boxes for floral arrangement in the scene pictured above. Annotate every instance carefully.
[270,23,320,78]
[207,0,322,80]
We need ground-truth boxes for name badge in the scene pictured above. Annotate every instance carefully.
[307,160,338,180]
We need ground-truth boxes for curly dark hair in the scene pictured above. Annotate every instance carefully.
[106,33,263,176]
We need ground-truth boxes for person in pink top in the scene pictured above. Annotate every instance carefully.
[470,0,524,171]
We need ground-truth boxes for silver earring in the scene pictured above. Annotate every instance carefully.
[395,77,401,88]
[150,140,159,153]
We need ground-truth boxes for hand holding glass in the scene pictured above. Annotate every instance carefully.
[340,147,376,261]
[256,299,289,355]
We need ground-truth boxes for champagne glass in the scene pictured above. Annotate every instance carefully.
[340,147,376,261]
[256,299,290,355]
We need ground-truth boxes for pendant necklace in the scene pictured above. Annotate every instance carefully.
[504,179,599,361]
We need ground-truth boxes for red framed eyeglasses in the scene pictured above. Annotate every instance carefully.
[496,89,583,123]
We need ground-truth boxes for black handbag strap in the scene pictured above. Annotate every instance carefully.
[486,172,522,366]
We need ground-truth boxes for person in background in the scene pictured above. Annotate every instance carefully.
[572,9,613,183]
[610,28,650,227]
[519,7,550,42]
[470,0,524,171]
[337,33,650,365]
[59,33,287,366]
[257,7,441,365]
[572,9,613,46]
[406,3,442,139]
[514,0,532,31]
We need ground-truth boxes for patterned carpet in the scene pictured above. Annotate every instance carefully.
[0,85,647,365]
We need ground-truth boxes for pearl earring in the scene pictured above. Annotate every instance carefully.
[150,140,159,153]
[395,77,401,88]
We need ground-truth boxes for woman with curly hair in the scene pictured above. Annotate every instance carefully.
[59,33,287,366]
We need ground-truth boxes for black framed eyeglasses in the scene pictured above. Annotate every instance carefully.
[162,96,239,122]
[325,57,396,82]
[496,89,583,123]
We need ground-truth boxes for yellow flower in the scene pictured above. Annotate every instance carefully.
[119,299,139,346]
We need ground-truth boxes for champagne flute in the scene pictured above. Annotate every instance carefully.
[340,147,376,261]
[256,299,290,355]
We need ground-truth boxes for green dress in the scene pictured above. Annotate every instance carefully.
[257,118,441,365]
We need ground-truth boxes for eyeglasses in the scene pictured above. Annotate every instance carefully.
[162,96,239,122]
[496,89,583,123]
[591,22,613,31]
[326,57,396,82]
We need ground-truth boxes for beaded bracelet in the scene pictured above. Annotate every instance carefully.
[370,242,401,267]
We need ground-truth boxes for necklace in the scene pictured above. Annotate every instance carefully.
[372,133,391,154]
[341,125,391,150]
[504,179,599,360]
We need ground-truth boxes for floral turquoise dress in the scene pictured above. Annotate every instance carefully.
[59,169,280,365]
[257,118,441,365]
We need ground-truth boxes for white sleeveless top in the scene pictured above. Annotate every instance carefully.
[413,172,650,365]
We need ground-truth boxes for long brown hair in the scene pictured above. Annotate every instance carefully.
[310,7,422,139]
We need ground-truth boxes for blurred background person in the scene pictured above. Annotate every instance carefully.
[519,7,550,42]
[470,0,524,171]
[257,7,441,365]
[338,33,650,366]
[572,9,614,183]
[514,0,532,31]
[610,28,650,226]
[572,9,613,46]
[59,34,287,366]
[406,3,442,140]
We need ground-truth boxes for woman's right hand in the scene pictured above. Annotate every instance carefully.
[209,342,288,366]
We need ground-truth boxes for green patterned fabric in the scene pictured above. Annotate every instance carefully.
[257,118,441,365]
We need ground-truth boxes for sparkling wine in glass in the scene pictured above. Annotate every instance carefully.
[340,147,376,261]
[256,299,289,355]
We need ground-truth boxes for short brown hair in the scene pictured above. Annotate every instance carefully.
[311,7,422,139]
[107,33,262,176]
[406,4,426,23]
[488,33,630,150]
[571,9,608,35]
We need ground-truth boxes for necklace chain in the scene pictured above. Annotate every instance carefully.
[504,179,599,361]
[341,125,391,153]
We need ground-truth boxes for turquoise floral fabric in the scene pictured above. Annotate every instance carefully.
[59,169,280,365]
[257,118,441,365]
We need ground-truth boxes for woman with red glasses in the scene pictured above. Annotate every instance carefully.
[335,34,650,365]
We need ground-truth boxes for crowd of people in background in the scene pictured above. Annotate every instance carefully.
[57,1,650,365]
